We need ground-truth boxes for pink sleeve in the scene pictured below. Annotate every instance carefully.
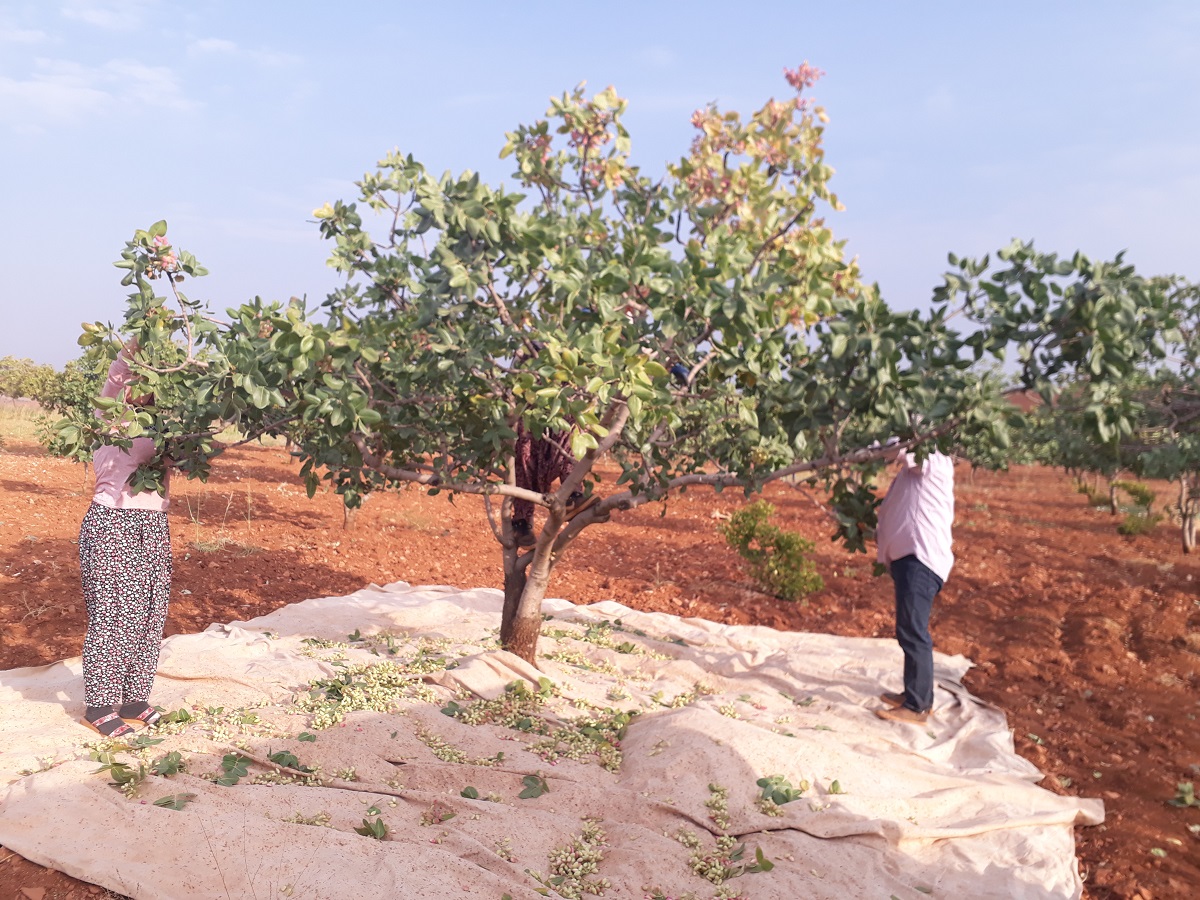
[99,353,134,401]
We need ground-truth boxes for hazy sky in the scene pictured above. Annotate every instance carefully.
[2,1,1197,366]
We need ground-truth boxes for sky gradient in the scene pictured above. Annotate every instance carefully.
[2,0,1198,366]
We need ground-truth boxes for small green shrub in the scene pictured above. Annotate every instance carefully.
[1073,479,1107,507]
[721,501,824,602]
[1117,512,1162,536]
[1114,479,1156,511]
[1169,781,1197,808]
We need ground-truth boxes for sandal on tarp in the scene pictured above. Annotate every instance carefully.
[118,702,162,728]
[82,710,135,739]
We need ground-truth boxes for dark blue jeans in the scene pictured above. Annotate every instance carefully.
[890,554,943,713]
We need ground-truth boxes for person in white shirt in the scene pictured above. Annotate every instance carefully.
[873,445,955,724]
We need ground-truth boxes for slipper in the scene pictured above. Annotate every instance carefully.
[81,710,135,739]
[118,702,162,728]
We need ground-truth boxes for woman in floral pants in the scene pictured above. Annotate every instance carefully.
[79,349,171,738]
[510,420,598,548]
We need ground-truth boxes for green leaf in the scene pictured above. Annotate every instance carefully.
[751,845,775,873]
[216,753,251,786]
[268,750,301,770]
[354,817,388,840]
[152,751,183,776]
[152,792,196,810]
[298,732,317,742]
[569,429,596,459]
[518,774,549,799]
[460,786,480,799]
[247,383,270,410]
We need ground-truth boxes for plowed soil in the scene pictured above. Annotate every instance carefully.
[1,414,1198,899]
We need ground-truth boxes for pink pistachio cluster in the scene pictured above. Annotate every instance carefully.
[784,61,824,92]
[753,137,791,168]
[681,164,733,203]
[689,107,746,156]
[562,102,622,190]
[761,98,800,129]
[525,132,553,164]
[563,107,615,156]
[686,99,808,196]
[144,234,179,278]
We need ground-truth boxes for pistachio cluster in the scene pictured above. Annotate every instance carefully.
[544,819,612,899]
[281,810,332,827]
[544,648,620,676]
[704,783,731,831]
[297,659,442,728]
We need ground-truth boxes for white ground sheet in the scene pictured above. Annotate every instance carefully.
[0,582,1102,899]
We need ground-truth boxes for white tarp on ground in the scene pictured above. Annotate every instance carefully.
[0,582,1102,899]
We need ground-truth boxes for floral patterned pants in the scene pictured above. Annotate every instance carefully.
[79,503,172,707]
[512,421,575,523]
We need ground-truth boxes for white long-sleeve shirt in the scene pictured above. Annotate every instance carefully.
[876,450,954,582]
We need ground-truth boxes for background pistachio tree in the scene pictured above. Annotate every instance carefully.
[1127,279,1200,551]
[0,357,57,403]
[940,242,1199,549]
[56,71,1012,663]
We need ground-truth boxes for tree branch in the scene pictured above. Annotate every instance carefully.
[349,433,546,504]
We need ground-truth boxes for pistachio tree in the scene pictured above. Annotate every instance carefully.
[1130,279,1200,551]
[940,242,1198,547]
[0,357,56,402]
[55,71,1012,663]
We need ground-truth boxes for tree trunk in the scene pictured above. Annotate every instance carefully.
[502,569,551,664]
[343,492,370,530]
[501,567,528,647]
[1109,480,1119,515]
[500,540,556,665]
[1178,478,1196,554]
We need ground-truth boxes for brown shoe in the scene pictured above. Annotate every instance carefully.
[875,706,929,725]
[879,691,906,709]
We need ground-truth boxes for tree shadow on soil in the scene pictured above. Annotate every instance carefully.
[170,486,334,531]
[0,443,63,459]
[0,477,90,499]
[0,535,371,671]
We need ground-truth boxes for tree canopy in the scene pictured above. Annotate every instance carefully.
[60,72,1178,661]
[940,242,1199,550]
